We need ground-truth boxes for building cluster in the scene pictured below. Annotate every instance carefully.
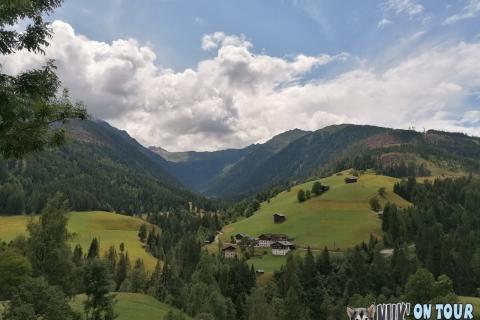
[221,232,295,258]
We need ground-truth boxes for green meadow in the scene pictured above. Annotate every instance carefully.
[0,293,190,320]
[0,211,160,272]
[218,171,411,275]
[70,293,191,320]
[458,297,480,317]
[221,171,411,251]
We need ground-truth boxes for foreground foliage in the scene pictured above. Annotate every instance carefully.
[0,0,90,160]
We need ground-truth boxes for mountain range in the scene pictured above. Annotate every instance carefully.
[1,118,480,215]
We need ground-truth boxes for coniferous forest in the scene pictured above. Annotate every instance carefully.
[3,1,480,319]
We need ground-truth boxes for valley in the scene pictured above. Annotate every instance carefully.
[3,2,480,318]
[2,120,480,320]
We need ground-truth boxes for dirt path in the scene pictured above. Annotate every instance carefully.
[214,231,223,243]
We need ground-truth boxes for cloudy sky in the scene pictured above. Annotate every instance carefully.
[3,0,480,151]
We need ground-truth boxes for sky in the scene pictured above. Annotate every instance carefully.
[3,0,480,151]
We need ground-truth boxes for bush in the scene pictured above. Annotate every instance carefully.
[297,189,306,202]
[369,197,381,211]
[378,187,386,196]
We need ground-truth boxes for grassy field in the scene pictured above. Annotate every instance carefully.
[459,296,480,317]
[0,293,190,320]
[221,171,411,251]
[0,211,160,272]
[70,293,191,320]
[217,171,411,274]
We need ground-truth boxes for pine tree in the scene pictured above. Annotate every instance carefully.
[246,287,270,320]
[25,192,76,296]
[281,288,302,320]
[72,244,84,267]
[138,223,147,242]
[83,258,118,320]
[87,237,100,260]
[317,246,332,275]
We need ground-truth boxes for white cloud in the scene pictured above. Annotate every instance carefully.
[459,110,480,124]
[443,0,480,25]
[378,18,392,29]
[411,31,425,39]
[194,17,204,25]
[2,21,480,151]
[201,32,252,51]
[383,0,424,18]
[421,15,432,25]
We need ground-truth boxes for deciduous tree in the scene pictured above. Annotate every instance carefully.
[369,197,381,211]
[0,1,91,160]
[1,277,82,320]
[0,247,32,300]
[297,189,306,202]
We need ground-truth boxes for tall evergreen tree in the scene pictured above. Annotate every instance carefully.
[87,237,100,260]
[25,192,76,296]
[83,258,118,320]
[281,288,303,320]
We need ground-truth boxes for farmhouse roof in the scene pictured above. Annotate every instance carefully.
[271,241,289,248]
[273,213,285,217]
[235,233,249,237]
[259,233,274,238]
[221,246,236,251]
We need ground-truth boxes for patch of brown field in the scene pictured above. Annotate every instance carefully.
[89,219,147,232]
[306,199,369,211]
[222,226,234,232]
[360,133,402,149]
[256,272,274,285]
[379,153,415,168]
[425,132,453,144]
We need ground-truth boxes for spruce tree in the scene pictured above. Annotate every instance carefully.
[83,258,118,320]
[87,237,100,260]
[25,192,76,296]
[138,223,147,242]
[281,288,302,320]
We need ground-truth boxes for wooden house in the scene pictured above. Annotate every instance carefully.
[258,233,274,247]
[272,234,289,241]
[273,213,286,224]
[221,245,237,259]
[321,185,330,191]
[271,242,291,255]
[235,233,249,242]
[344,177,358,184]
[256,269,265,276]
[377,211,384,219]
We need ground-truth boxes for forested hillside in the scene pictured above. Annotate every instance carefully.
[385,175,480,296]
[157,145,259,192]
[218,126,480,198]
[0,120,217,215]
[203,129,309,196]
[148,129,308,193]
